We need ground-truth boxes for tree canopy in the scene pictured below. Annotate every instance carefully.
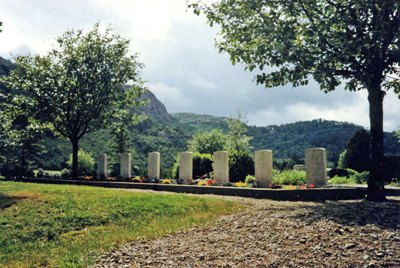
[190,0,400,201]
[1,24,144,178]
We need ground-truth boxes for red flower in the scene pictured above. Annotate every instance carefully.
[300,185,306,189]
[309,184,315,188]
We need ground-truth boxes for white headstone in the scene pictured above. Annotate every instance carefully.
[305,148,327,187]
[213,151,229,184]
[179,152,193,184]
[120,153,132,179]
[148,152,160,180]
[255,150,273,188]
[97,154,108,179]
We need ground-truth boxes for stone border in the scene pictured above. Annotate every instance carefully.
[12,178,400,201]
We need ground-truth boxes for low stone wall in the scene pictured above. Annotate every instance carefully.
[15,178,399,201]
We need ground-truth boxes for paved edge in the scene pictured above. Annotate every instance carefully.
[9,177,384,201]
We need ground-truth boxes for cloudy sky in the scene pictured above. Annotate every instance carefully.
[0,0,399,131]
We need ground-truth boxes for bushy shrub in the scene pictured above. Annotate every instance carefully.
[193,152,213,178]
[61,168,71,179]
[328,168,350,178]
[229,153,254,182]
[328,176,356,185]
[245,175,256,185]
[67,149,95,176]
[272,169,306,185]
[353,171,369,184]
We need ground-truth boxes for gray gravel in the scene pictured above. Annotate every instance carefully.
[92,194,400,268]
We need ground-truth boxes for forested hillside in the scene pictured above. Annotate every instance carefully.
[172,113,400,164]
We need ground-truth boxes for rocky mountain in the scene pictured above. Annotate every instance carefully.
[139,90,174,123]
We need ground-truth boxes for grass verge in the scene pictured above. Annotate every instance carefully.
[0,181,241,267]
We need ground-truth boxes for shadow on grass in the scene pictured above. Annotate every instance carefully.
[291,199,400,230]
[0,192,29,210]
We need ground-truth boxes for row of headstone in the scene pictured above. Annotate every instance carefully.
[96,148,327,187]
[97,152,162,180]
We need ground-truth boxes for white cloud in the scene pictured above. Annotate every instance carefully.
[148,82,194,112]
[189,77,217,90]
[89,0,194,42]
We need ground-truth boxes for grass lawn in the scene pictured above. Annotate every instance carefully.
[0,181,241,267]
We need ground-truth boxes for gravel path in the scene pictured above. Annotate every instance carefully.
[93,193,400,268]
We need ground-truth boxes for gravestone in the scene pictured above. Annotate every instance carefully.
[148,152,160,180]
[213,151,229,184]
[305,148,327,187]
[97,154,108,180]
[120,153,132,179]
[179,152,193,184]
[255,150,273,188]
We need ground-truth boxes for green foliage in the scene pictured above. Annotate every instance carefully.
[245,175,257,186]
[190,0,400,199]
[340,129,371,172]
[187,129,228,154]
[272,170,306,185]
[190,1,400,93]
[273,158,297,171]
[338,150,347,169]
[353,171,370,184]
[1,24,144,177]
[172,113,229,133]
[226,111,252,155]
[328,176,356,185]
[0,181,241,267]
[229,153,254,182]
[67,149,95,176]
[193,152,213,179]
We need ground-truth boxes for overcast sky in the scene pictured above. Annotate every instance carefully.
[0,0,399,131]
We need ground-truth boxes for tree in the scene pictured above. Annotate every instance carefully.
[190,0,400,201]
[339,129,371,172]
[2,24,144,178]
[187,128,228,154]
[226,111,252,155]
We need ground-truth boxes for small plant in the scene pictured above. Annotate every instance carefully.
[221,181,233,187]
[234,181,248,188]
[283,185,299,190]
[197,179,217,186]
[132,176,142,183]
[198,180,207,186]
[161,179,172,184]
[84,175,94,181]
[245,175,257,187]
[206,179,216,186]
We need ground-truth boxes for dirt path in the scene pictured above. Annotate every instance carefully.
[93,192,400,268]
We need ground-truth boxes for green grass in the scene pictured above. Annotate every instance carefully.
[0,182,241,267]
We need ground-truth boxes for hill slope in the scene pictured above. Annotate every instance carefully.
[172,113,400,164]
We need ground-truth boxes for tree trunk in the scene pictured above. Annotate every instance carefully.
[71,138,79,179]
[366,87,386,201]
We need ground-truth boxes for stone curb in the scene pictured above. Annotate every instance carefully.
[13,178,396,201]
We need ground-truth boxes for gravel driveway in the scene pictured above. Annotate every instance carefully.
[93,192,400,268]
